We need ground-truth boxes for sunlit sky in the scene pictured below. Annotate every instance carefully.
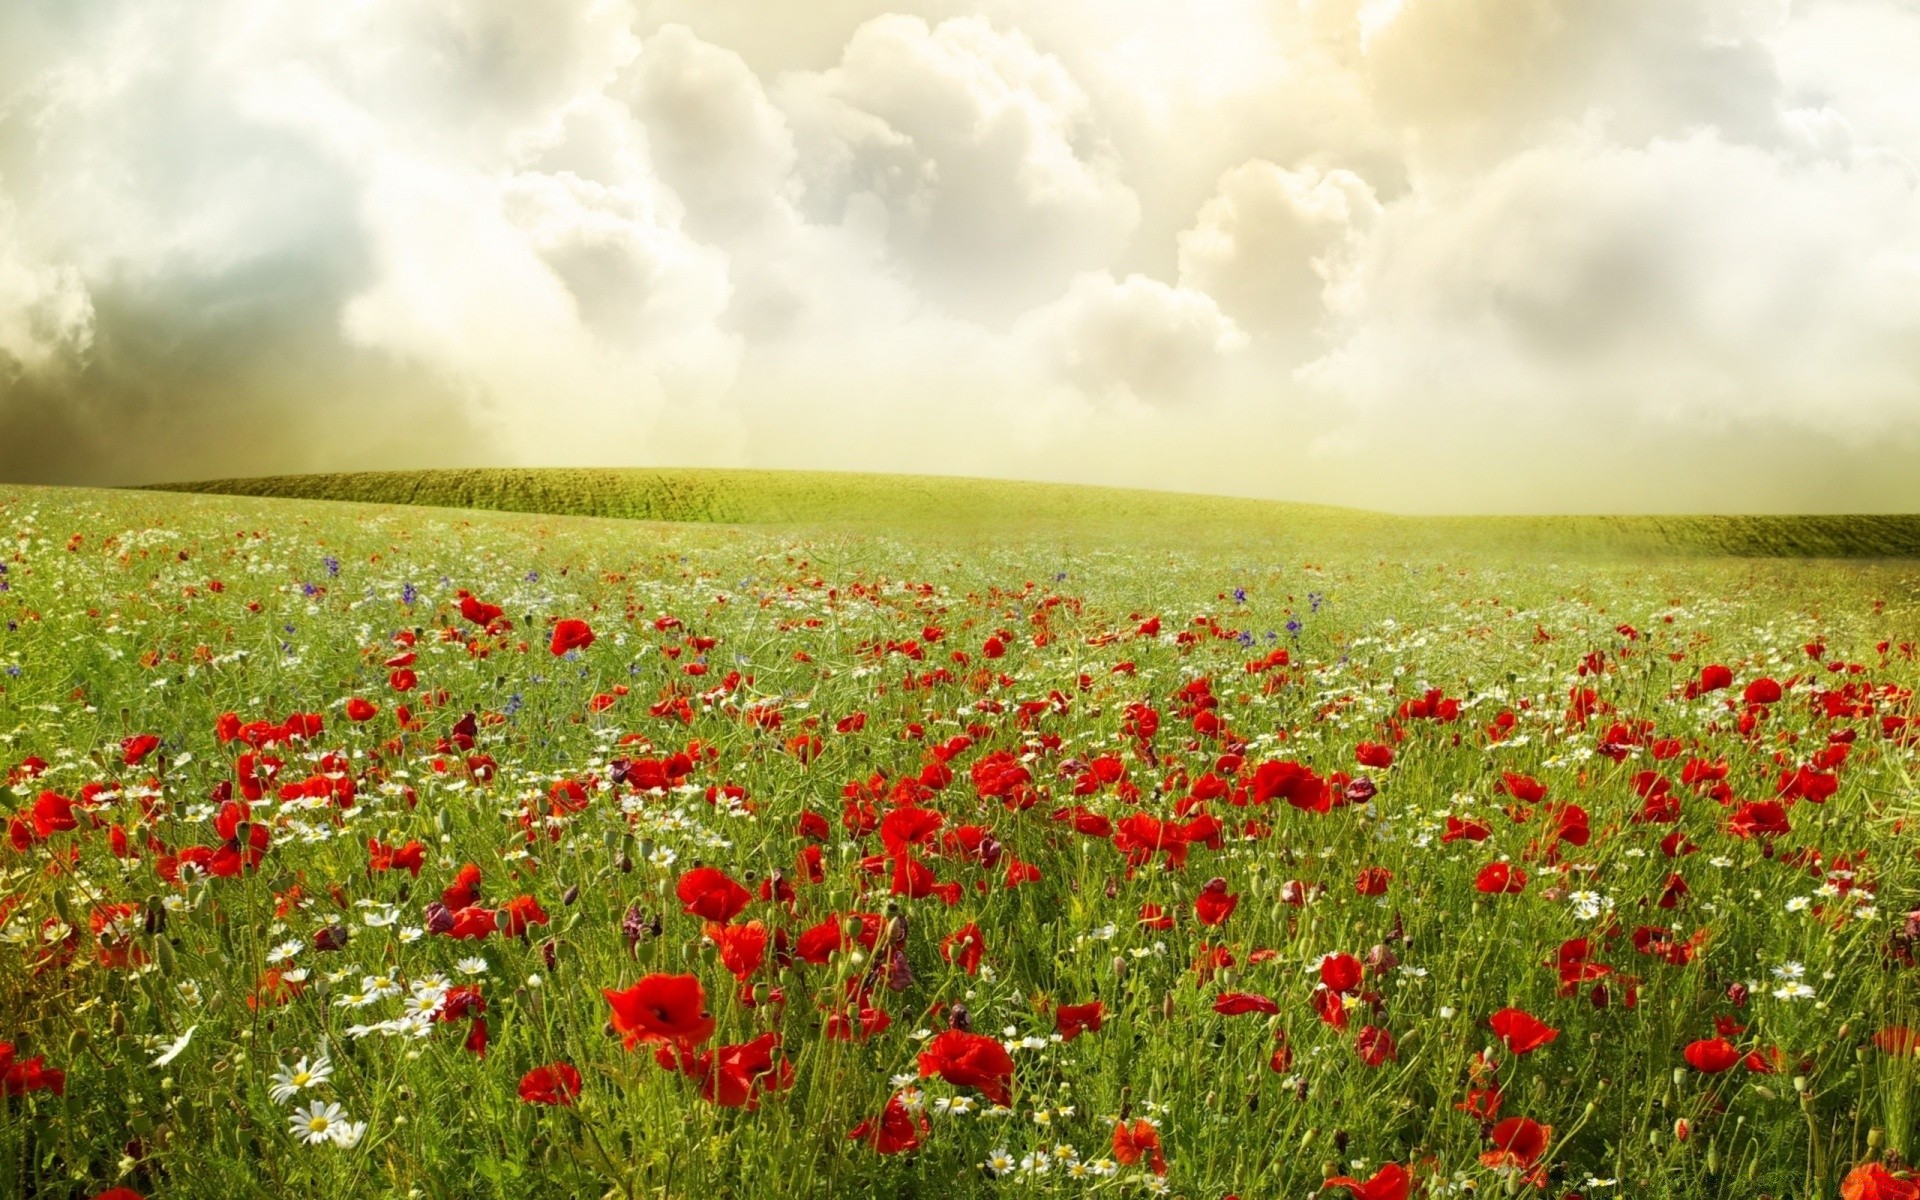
[3,0,1920,513]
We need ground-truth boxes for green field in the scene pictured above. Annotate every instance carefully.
[152,467,1920,558]
[2,476,1918,1200]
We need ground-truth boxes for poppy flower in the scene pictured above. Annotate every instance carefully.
[942,922,986,975]
[1055,1001,1104,1041]
[1356,1025,1398,1066]
[603,973,716,1049]
[1683,1037,1741,1073]
[661,1032,793,1108]
[518,1062,582,1106]
[1112,1118,1167,1175]
[1875,1027,1920,1057]
[1475,862,1527,894]
[1443,815,1492,843]
[1319,953,1363,995]
[1213,992,1280,1016]
[849,1092,928,1154]
[1488,1008,1559,1055]
[1323,1163,1411,1200]
[459,592,504,625]
[676,866,752,923]
[712,920,768,981]
[1480,1117,1551,1171]
[498,895,549,938]
[549,618,595,656]
[1194,877,1239,926]
[120,734,160,765]
[1840,1162,1920,1200]
[345,697,378,722]
[917,1029,1015,1105]
[93,1190,147,1200]
[1355,742,1393,768]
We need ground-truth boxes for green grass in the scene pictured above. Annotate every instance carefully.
[148,467,1920,558]
[2,480,1919,1200]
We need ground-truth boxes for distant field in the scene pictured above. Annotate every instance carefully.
[149,468,1920,558]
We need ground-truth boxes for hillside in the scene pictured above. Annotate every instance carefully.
[147,467,1920,557]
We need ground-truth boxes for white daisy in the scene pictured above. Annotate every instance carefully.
[270,1054,334,1103]
[289,1100,349,1145]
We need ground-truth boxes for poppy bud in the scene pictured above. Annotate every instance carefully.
[313,924,350,952]
[948,1002,971,1032]
[540,938,558,971]
[423,902,455,934]
[1726,982,1749,1006]
[1113,956,1127,979]
[563,885,579,906]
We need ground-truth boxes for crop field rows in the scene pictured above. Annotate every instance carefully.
[2,480,1918,1200]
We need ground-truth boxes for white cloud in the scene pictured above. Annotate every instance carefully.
[1177,161,1379,356]
[1015,270,1246,410]
[3,0,1920,510]
[777,15,1140,319]
[0,203,93,379]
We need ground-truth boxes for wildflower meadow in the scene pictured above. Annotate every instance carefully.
[2,479,1917,1200]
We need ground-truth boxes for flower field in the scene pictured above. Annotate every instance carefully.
[2,481,1918,1200]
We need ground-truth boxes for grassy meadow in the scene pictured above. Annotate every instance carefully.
[1,472,1918,1200]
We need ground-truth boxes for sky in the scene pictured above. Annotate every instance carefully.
[2,0,1920,514]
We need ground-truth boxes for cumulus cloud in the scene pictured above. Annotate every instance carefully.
[777,15,1140,320]
[1177,161,1379,358]
[1015,271,1246,409]
[1,0,1919,511]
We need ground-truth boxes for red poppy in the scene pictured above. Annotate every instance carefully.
[942,922,986,975]
[676,866,752,923]
[1480,1117,1551,1170]
[917,1029,1016,1105]
[1501,772,1547,803]
[1488,1008,1559,1055]
[1443,815,1492,843]
[1194,877,1239,925]
[1319,953,1363,995]
[1841,1162,1920,1200]
[1324,1162,1411,1200]
[518,1062,582,1105]
[549,618,596,656]
[1112,1118,1168,1175]
[1055,1001,1105,1041]
[1875,1027,1920,1057]
[459,592,504,625]
[712,920,768,981]
[1475,862,1527,894]
[1355,742,1393,768]
[498,895,549,938]
[120,734,160,765]
[849,1092,929,1154]
[603,973,716,1049]
[1354,866,1392,896]
[1683,1037,1741,1073]
[93,1190,147,1200]
[1356,1024,1398,1066]
[345,697,379,722]
[660,1031,793,1108]
[1213,992,1280,1016]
